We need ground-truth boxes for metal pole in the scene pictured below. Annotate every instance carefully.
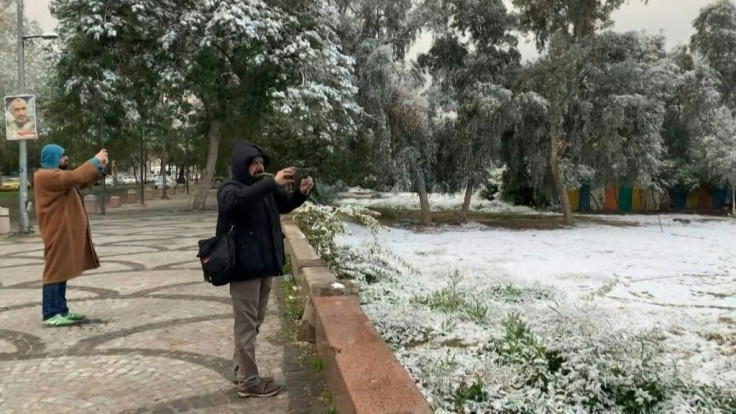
[16,0,30,234]
[161,131,168,199]
[185,136,189,194]
[98,110,106,215]
[139,128,145,205]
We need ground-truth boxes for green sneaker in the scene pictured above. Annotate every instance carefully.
[63,310,86,321]
[42,314,78,327]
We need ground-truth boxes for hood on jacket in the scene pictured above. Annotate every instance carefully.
[40,144,65,169]
[231,141,271,183]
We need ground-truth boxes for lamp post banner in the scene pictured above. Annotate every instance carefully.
[4,94,38,141]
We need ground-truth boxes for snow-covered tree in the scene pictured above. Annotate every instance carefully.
[361,45,435,225]
[657,53,725,194]
[179,0,360,208]
[334,0,424,60]
[691,0,736,108]
[47,0,359,208]
[516,32,677,223]
[511,0,645,50]
[689,0,736,214]
[329,0,437,192]
[47,0,175,176]
[419,0,520,221]
[256,1,361,182]
[692,106,736,214]
[512,0,660,223]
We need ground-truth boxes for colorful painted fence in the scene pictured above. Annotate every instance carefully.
[553,184,731,213]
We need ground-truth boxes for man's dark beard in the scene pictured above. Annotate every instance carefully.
[59,163,69,170]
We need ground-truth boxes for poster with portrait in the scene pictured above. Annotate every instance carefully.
[4,94,38,140]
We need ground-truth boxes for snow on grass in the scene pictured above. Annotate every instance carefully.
[336,190,537,213]
[337,216,736,413]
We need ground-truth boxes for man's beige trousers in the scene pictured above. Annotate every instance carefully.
[230,277,273,387]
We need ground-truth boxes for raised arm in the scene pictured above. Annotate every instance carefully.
[273,186,307,214]
[37,160,103,193]
[218,178,279,218]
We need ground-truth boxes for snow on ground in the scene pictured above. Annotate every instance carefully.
[337,214,736,412]
[336,189,537,213]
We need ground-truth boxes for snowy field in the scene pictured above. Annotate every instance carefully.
[335,196,736,412]
[336,188,537,214]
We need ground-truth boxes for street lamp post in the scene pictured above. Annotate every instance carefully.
[15,0,58,233]
[97,108,106,215]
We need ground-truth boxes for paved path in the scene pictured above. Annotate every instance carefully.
[0,207,315,413]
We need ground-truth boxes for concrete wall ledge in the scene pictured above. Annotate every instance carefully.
[282,215,432,413]
[314,296,433,414]
[281,216,356,342]
[285,236,326,270]
[296,266,357,342]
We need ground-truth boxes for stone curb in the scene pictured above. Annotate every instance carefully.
[281,216,432,414]
[281,216,356,342]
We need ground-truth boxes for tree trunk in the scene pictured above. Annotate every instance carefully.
[140,129,145,205]
[185,139,190,194]
[460,182,473,223]
[161,157,168,199]
[732,184,735,216]
[192,119,222,210]
[550,133,573,225]
[412,166,431,226]
[574,0,597,39]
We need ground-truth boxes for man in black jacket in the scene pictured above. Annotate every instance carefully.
[217,141,313,398]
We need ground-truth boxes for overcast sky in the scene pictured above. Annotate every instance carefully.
[29,0,717,60]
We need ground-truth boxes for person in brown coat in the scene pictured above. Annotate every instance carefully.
[34,144,108,327]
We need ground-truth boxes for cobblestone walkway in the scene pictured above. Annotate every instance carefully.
[0,209,309,413]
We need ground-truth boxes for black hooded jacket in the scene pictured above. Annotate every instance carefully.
[216,141,307,280]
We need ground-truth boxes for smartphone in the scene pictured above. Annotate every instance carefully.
[292,168,314,183]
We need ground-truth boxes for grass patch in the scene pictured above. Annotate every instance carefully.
[416,284,465,313]
[487,284,554,303]
[412,275,488,323]
[367,207,638,230]
[280,259,304,327]
[496,313,565,383]
[411,271,536,323]
[310,356,324,373]
[0,191,20,201]
[320,389,337,414]
[464,295,490,322]
[439,338,472,348]
[425,352,459,376]
[403,337,433,349]
[454,381,488,408]
[276,271,334,414]
[0,189,34,203]
[282,275,304,323]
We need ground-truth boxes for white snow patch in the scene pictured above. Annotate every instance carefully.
[338,215,736,412]
[336,191,537,213]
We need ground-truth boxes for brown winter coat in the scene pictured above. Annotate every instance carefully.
[34,162,102,284]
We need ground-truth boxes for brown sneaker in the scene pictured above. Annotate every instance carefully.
[237,380,281,398]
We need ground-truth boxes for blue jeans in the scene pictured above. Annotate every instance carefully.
[42,282,68,320]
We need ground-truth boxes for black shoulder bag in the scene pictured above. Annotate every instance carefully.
[197,225,238,286]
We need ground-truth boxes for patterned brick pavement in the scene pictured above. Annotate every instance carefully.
[0,209,317,413]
